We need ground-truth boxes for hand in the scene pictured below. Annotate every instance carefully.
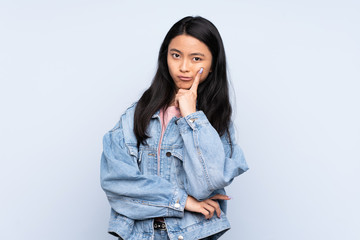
[184,194,231,219]
[174,67,203,117]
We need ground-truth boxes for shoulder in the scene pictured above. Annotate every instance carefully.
[120,102,139,146]
[109,102,137,130]
[103,102,139,151]
[125,101,138,115]
[120,101,138,125]
[107,102,138,144]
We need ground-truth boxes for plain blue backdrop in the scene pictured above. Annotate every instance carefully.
[0,0,359,239]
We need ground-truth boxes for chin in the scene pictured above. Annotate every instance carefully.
[177,84,192,90]
[178,87,191,90]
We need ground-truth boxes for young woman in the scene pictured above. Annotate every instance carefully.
[101,16,249,240]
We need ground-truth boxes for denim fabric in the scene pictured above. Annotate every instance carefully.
[101,102,249,240]
[154,230,171,240]
[118,230,170,240]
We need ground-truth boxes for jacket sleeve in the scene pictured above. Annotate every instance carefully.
[100,117,188,220]
[176,111,249,200]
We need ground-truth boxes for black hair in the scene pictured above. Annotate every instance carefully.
[134,16,232,148]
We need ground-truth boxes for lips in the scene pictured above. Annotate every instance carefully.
[178,76,193,81]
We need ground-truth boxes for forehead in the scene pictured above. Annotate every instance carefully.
[168,34,211,54]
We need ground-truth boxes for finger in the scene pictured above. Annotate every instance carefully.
[204,199,221,218]
[202,203,215,219]
[209,194,231,200]
[174,90,185,108]
[200,208,210,219]
[189,67,203,93]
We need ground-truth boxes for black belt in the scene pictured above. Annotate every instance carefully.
[153,220,167,230]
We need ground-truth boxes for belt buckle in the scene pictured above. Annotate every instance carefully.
[153,220,167,231]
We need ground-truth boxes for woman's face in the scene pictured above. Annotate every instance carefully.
[167,34,213,90]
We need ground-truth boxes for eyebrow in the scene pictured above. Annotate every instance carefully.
[169,48,205,57]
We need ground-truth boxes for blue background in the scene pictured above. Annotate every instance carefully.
[1,0,359,239]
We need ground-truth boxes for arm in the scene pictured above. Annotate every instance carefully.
[100,118,188,220]
[176,111,249,200]
[173,68,248,200]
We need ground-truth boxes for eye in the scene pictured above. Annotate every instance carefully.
[172,53,180,59]
[193,57,202,62]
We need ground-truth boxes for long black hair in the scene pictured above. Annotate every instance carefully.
[134,16,232,147]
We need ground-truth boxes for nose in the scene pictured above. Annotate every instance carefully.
[179,59,190,73]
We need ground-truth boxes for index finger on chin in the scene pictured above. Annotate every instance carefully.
[190,67,203,93]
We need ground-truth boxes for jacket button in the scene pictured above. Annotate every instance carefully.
[178,235,184,240]
[166,152,171,157]
[174,203,180,208]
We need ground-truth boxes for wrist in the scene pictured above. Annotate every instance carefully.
[182,110,196,117]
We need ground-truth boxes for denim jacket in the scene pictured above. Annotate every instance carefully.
[100,102,249,240]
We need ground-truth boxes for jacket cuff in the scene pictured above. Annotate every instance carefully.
[176,111,209,133]
[167,188,188,217]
